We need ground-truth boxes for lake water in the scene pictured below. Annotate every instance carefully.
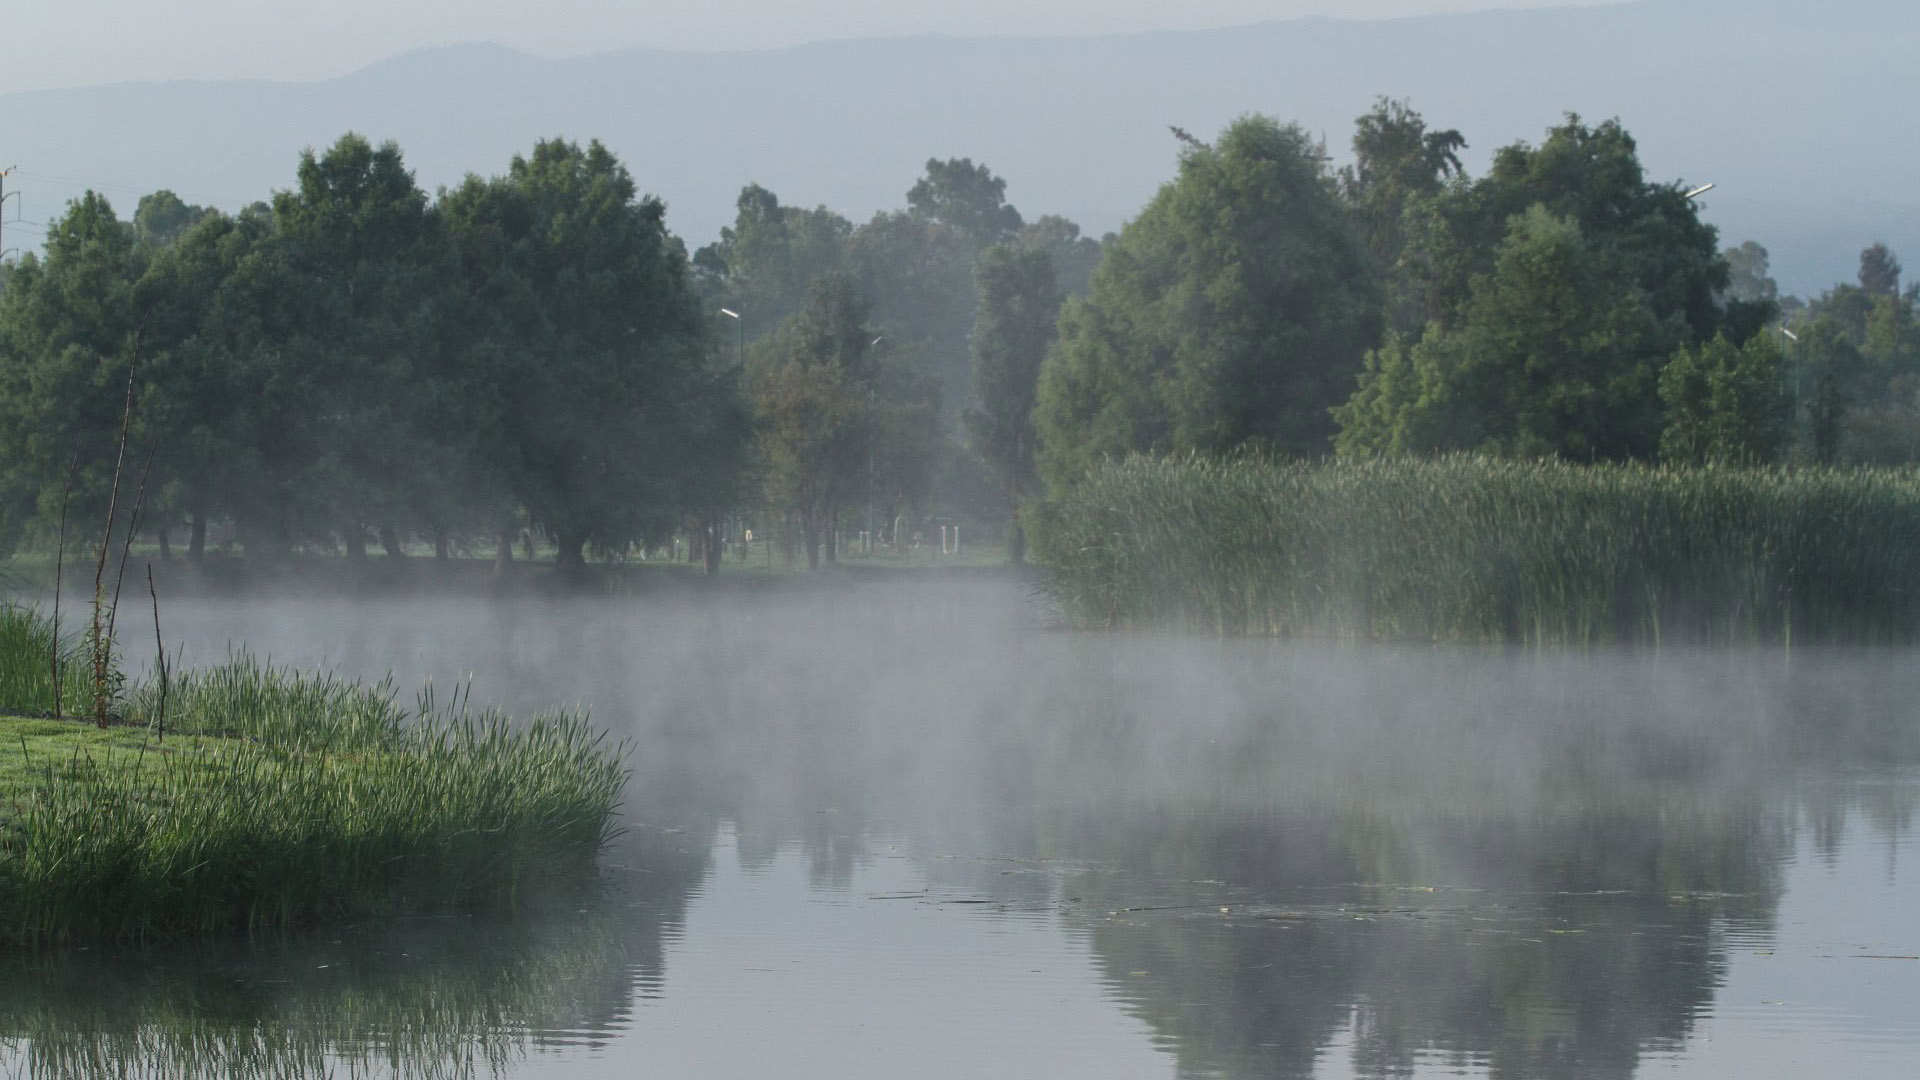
[6,578,1918,1078]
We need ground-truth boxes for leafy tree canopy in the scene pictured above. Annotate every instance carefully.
[1037,115,1379,489]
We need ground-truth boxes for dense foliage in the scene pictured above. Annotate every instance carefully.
[1036,117,1381,488]
[0,136,745,568]
[1,102,1916,574]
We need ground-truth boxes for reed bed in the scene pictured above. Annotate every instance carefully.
[0,605,91,719]
[1034,455,1920,644]
[0,613,628,944]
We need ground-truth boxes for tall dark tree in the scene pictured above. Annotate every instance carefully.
[1337,206,1668,460]
[906,158,1024,245]
[1401,115,1726,342]
[1337,115,1737,462]
[1859,243,1903,298]
[963,245,1061,561]
[693,184,853,341]
[0,192,146,555]
[1037,115,1379,489]
[132,191,214,252]
[1342,97,1465,333]
[1659,334,1791,465]
[442,138,745,573]
[266,134,450,558]
[130,208,279,562]
[1016,215,1103,299]
[1722,241,1778,305]
[751,275,880,568]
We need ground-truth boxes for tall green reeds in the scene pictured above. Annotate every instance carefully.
[0,605,93,719]
[0,613,628,943]
[1034,455,1920,644]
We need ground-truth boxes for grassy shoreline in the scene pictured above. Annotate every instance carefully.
[2,543,1024,600]
[0,606,627,945]
[1035,456,1920,644]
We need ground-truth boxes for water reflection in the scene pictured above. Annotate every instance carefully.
[16,582,1920,1078]
[0,826,711,1080]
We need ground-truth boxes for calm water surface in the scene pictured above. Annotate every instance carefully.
[6,579,1917,1078]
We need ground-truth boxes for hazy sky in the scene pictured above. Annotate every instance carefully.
[2,0,1615,95]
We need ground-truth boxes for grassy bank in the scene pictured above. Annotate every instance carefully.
[2,538,1020,601]
[1034,456,1920,644]
[0,606,627,944]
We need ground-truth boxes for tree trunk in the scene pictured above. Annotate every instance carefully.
[803,511,820,570]
[703,519,721,576]
[381,525,405,560]
[188,515,206,565]
[344,527,367,560]
[555,533,587,577]
[434,531,450,561]
[157,528,172,562]
[493,529,513,576]
[824,501,838,564]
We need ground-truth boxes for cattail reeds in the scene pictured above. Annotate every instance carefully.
[1034,455,1920,645]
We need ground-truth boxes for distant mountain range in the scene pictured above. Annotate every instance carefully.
[1,0,1912,296]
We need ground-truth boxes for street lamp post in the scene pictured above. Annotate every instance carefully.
[719,307,743,369]
[868,336,882,556]
[720,308,744,563]
[1781,325,1803,435]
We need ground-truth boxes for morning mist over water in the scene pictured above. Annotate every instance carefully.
[38,579,1907,1078]
[3,0,1919,1075]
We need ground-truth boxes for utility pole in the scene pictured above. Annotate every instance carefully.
[0,167,18,266]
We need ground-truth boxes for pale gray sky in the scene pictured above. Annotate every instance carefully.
[2,0,1615,95]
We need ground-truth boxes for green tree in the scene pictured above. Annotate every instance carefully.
[1722,241,1778,305]
[1336,206,1668,460]
[1800,317,1863,464]
[751,275,880,568]
[1341,97,1465,333]
[1859,243,1902,298]
[132,191,214,252]
[1658,334,1790,464]
[262,134,453,559]
[1016,215,1103,299]
[963,245,1061,561]
[0,192,147,555]
[1401,115,1726,342]
[128,208,277,561]
[1037,115,1379,489]
[693,184,853,341]
[906,158,1023,245]
[441,138,743,573]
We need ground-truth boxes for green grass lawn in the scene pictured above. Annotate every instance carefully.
[0,714,248,794]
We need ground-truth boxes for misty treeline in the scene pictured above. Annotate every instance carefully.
[0,134,1102,569]
[1037,106,1919,487]
[0,139,744,571]
[1,100,1914,571]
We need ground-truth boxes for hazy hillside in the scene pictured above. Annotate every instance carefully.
[2,0,1912,295]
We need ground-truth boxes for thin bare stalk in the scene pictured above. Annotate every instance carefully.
[106,446,155,647]
[147,563,166,742]
[90,316,148,727]
[50,446,80,720]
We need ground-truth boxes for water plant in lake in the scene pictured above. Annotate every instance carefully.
[0,609,628,945]
[1034,455,1920,643]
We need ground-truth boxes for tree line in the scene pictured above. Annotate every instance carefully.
[0,138,743,571]
[2,102,1913,571]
